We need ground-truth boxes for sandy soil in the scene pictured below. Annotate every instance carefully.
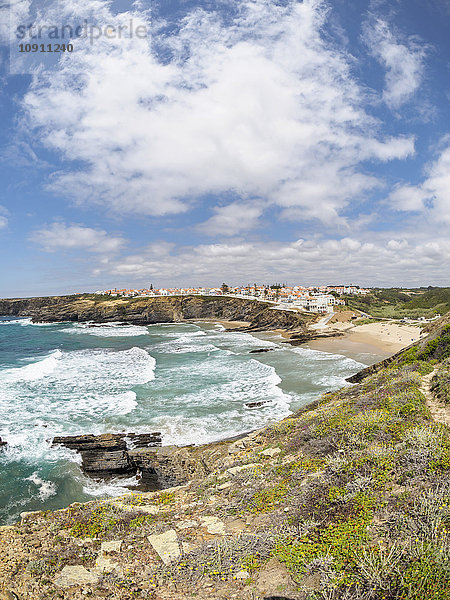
[306,321,424,362]
[190,318,252,329]
[349,322,422,352]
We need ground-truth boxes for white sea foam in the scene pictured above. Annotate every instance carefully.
[0,318,32,326]
[63,322,150,337]
[25,472,57,501]
[2,350,62,382]
[143,356,292,445]
[82,474,140,497]
[290,345,363,364]
[30,321,66,327]
[210,330,279,353]
[0,347,157,462]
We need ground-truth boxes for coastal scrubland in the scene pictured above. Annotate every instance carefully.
[2,314,450,599]
[342,287,450,319]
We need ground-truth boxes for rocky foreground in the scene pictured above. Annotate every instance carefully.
[2,316,450,599]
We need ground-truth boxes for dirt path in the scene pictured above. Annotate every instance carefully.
[421,369,450,427]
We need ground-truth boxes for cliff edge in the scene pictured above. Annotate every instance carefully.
[0,294,317,334]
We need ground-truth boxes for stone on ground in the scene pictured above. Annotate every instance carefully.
[255,557,299,598]
[54,565,99,588]
[260,447,281,457]
[148,529,180,565]
[200,516,226,535]
[100,539,123,554]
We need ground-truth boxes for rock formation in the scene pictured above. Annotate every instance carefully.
[52,432,162,485]
[0,295,316,336]
[249,348,275,353]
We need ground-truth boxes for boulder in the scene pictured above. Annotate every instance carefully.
[245,400,270,408]
[52,432,162,479]
[249,348,275,353]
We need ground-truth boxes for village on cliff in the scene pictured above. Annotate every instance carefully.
[93,284,370,314]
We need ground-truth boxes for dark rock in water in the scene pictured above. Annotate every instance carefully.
[245,400,270,408]
[249,348,275,354]
[52,432,162,480]
[0,436,7,449]
[51,432,214,492]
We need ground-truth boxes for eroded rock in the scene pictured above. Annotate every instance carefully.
[95,556,123,576]
[260,447,281,458]
[52,432,162,480]
[226,463,258,476]
[249,348,275,353]
[100,540,123,554]
[255,557,299,599]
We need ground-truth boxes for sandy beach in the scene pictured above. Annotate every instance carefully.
[191,318,252,329]
[307,321,424,362]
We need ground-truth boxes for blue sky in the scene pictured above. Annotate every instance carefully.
[0,0,449,296]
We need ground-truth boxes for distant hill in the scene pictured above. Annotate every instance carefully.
[343,287,450,318]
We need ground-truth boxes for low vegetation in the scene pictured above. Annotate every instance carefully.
[343,287,450,319]
[431,359,450,404]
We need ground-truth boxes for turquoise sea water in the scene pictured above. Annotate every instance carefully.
[0,317,376,524]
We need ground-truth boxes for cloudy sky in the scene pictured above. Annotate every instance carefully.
[0,0,449,296]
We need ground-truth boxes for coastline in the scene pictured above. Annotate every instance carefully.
[210,317,424,364]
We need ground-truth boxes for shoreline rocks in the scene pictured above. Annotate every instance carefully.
[52,432,162,485]
[0,295,316,336]
[249,348,275,353]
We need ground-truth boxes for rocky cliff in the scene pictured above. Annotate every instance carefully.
[0,295,315,333]
[0,295,77,317]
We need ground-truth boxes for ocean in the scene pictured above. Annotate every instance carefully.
[0,317,376,525]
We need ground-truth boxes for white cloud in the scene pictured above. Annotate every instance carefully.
[98,235,450,287]
[0,206,8,229]
[21,0,414,225]
[197,202,264,236]
[364,18,426,109]
[31,223,126,253]
[389,184,428,212]
[389,143,450,221]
